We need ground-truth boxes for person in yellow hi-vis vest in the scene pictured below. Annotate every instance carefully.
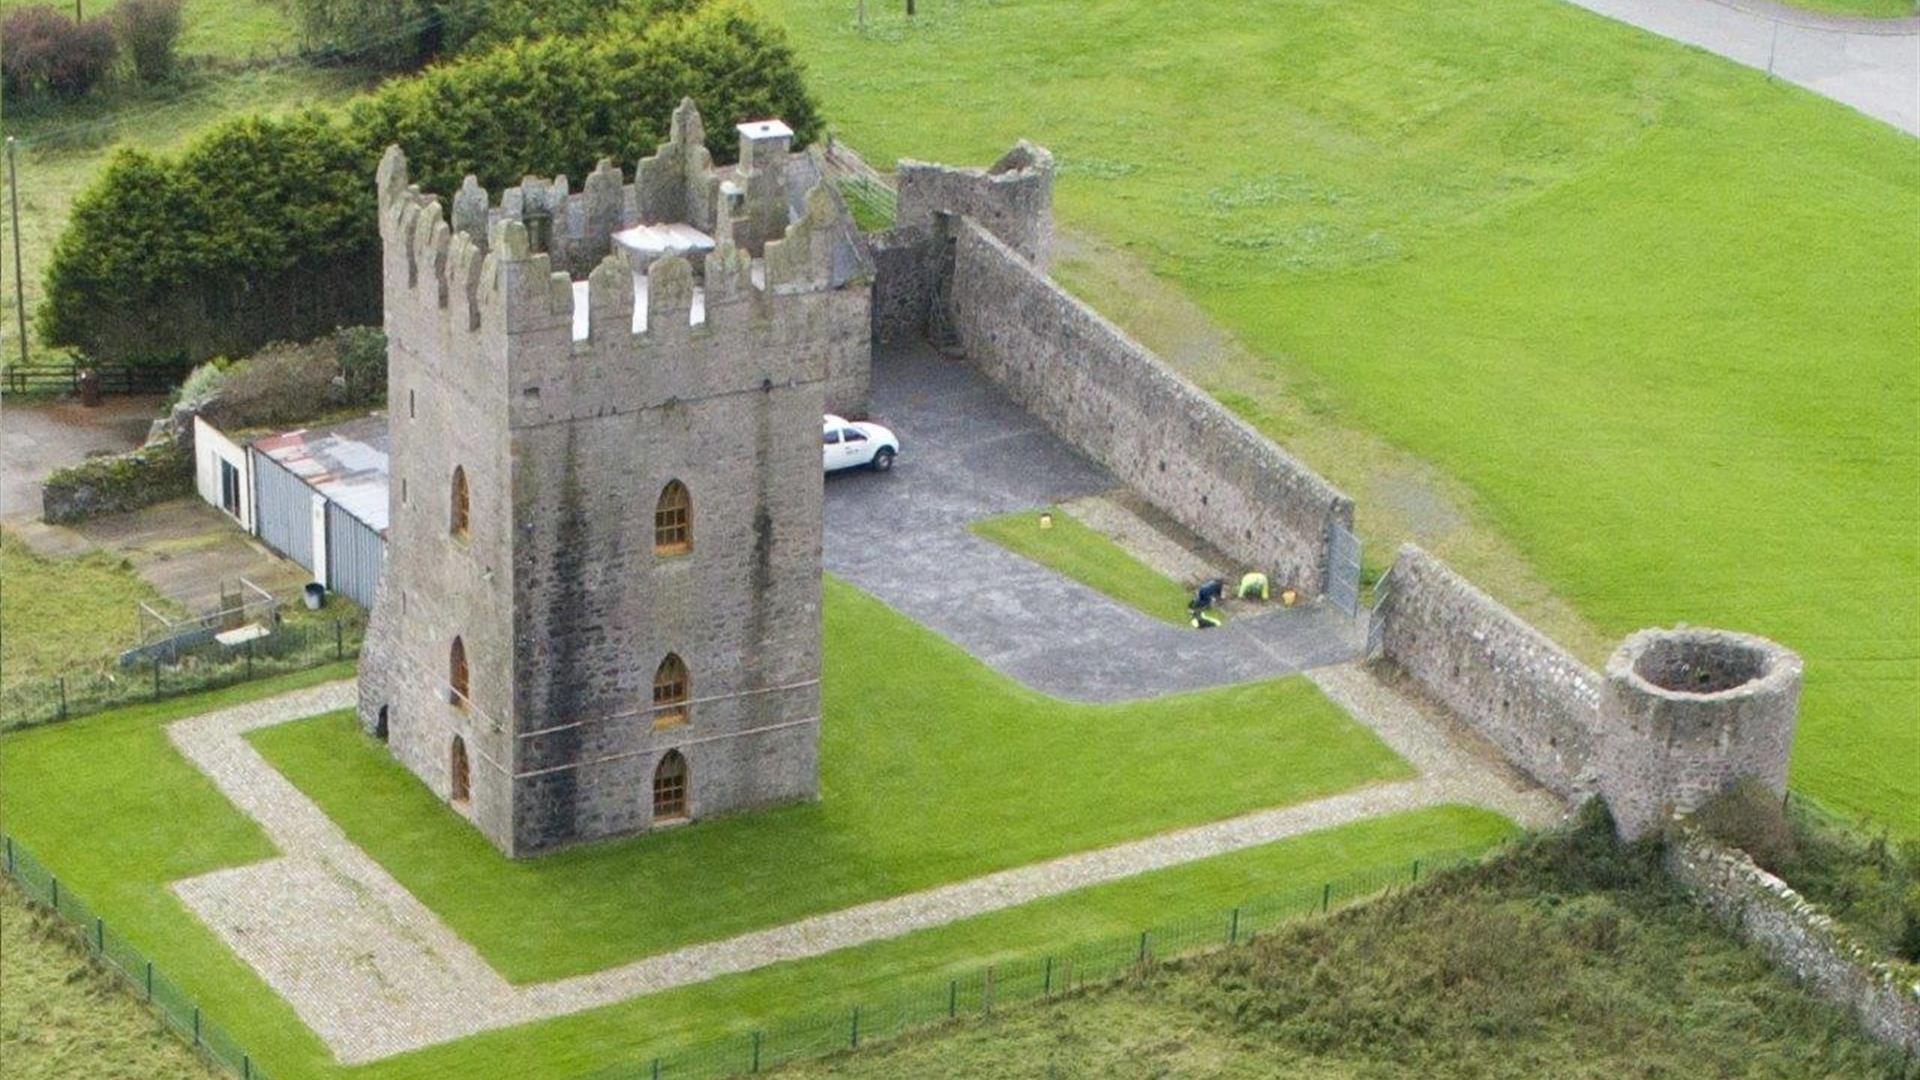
[1238,571,1269,601]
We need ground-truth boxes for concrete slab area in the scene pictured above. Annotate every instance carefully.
[0,396,162,525]
[1562,0,1918,133]
[76,498,310,612]
[824,342,1360,703]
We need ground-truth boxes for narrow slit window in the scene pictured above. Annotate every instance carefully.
[449,636,469,708]
[450,466,470,539]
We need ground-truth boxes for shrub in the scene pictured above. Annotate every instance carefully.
[334,326,388,405]
[1,7,117,99]
[113,0,184,84]
[174,360,230,412]
[40,2,818,364]
[349,1,820,191]
[1689,779,1796,872]
[205,340,350,429]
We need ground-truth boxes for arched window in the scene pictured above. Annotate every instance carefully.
[653,480,690,556]
[652,750,688,820]
[449,637,469,708]
[450,736,471,803]
[450,466,470,538]
[652,653,690,729]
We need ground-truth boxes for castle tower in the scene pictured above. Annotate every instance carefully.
[356,104,868,856]
[1597,627,1803,840]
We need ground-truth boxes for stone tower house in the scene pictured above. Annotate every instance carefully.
[357,101,870,857]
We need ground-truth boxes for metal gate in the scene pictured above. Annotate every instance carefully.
[1365,564,1394,660]
[1326,521,1362,619]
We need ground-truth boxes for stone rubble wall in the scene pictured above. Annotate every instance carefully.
[1666,830,1920,1054]
[866,224,936,346]
[945,219,1354,597]
[897,143,1054,270]
[1374,545,1602,800]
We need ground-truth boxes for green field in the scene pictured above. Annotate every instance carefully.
[758,0,1920,835]
[0,652,1509,1079]
[970,508,1194,625]
[248,576,1406,982]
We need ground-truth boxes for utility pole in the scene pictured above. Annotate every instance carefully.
[7,138,27,368]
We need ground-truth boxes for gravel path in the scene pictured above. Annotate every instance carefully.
[167,665,1558,1063]
[1560,0,1918,133]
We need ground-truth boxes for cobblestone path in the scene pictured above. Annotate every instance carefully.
[169,667,1558,1063]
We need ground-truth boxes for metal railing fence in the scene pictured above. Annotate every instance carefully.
[578,845,1494,1079]
[0,616,363,733]
[2,835,275,1080]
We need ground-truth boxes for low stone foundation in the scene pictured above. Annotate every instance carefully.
[1666,830,1920,1054]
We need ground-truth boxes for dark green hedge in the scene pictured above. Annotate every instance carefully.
[39,0,818,365]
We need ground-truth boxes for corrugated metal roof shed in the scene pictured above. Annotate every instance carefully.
[251,414,390,534]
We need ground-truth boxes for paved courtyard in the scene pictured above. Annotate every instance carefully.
[825,342,1361,703]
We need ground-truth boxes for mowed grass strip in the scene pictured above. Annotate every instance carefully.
[757,0,1920,834]
[970,507,1194,625]
[249,577,1410,983]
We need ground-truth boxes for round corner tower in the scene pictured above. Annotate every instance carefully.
[1597,627,1802,840]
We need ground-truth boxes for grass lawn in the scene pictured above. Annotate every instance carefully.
[0,529,179,680]
[0,604,1509,1079]
[970,507,1193,625]
[756,0,1920,835]
[249,577,1408,982]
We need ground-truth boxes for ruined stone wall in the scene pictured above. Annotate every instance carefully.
[1374,545,1602,800]
[947,220,1353,596]
[897,143,1053,270]
[1600,628,1802,841]
[1666,831,1920,1054]
[867,224,935,346]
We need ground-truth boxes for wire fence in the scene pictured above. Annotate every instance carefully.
[0,615,364,733]
[577,845,1495,1079]
[2,835,275,1080]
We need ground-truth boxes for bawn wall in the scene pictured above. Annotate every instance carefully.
[945,219,1353,596]
[1666,830,1920,1054]
[1373,544,1602,800]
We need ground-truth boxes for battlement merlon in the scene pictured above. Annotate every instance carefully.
[376,171,849,347]
[895,140,1055,269]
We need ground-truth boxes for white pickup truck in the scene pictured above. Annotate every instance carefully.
[823,414,899,473]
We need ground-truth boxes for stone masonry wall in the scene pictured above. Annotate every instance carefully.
[897,143,1053,270]
[867,224,935,346]
[1375,545,1602,800]
[1666,830,1920,1054]
[947,219,1353,596]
